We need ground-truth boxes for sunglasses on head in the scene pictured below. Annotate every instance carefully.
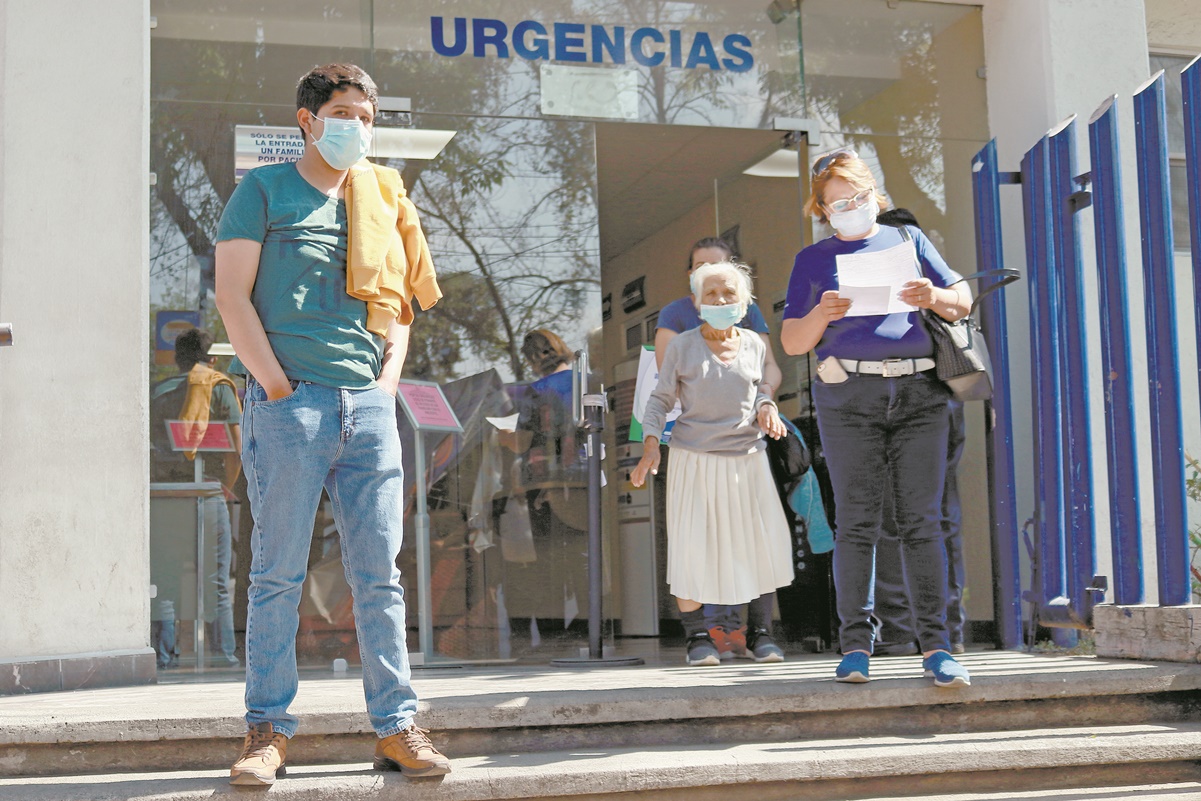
[811,148,858,176]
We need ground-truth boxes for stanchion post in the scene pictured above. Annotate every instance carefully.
[552,350,643,668]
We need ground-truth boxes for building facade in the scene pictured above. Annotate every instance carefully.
[0,0,1197,691]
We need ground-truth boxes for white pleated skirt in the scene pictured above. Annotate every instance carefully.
[666,447,794,605]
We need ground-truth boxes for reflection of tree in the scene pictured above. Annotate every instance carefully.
[805,16,965,236]
[401,115,600,382]
[150,0,802,383]
[581,0,804,125]
[150,43,251,362]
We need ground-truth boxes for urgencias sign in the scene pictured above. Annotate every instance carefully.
[431,17,754,73]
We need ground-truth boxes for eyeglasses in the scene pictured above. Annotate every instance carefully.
[825,188,873,214]
[811,148,858,176]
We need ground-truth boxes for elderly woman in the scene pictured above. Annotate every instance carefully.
[655,237,785,661]
[632,261,794,666]
[780,149,971,687]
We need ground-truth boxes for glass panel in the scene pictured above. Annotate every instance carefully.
[388,111,604,662]
[1151,54,1192,253]
[372,0,805,128]
[803,0,986,137]
[1151,54,1188,155]
[150,0,375,675]
[148,0,988,667]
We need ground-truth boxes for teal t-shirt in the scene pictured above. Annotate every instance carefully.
[216,162,381,389]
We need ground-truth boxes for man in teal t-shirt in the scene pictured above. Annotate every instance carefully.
[215,63,450,786]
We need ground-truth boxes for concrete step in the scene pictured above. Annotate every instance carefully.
[4,723,1201,801]
[3,652,1201,777]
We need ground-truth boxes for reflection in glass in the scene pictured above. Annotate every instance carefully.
[147,0,990,665]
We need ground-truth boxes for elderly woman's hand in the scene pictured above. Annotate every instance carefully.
[758,403,786,440]
[631,438,661,487]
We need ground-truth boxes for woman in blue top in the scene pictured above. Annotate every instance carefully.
[780,150,972,688]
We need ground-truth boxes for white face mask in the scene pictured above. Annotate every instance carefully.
[828,195,879,238]
[310,116,372,170]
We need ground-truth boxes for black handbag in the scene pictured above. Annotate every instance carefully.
[897,227,1020,402]
[765,417,811,504]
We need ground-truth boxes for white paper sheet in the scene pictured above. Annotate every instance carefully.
[836,242,921,317]
[485,413,520,433]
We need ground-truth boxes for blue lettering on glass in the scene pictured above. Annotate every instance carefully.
[592,26,625,64]
[669,30,682,68]
[428,17,754,72]
[553,22,587,62]
[684,32,719,70]
[514,20,549,60]
[472,18,509,58]
[430,16,467,57]
[721,34,754,73]
[630,27,665,67]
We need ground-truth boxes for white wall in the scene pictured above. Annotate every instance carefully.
[0,0,150,660]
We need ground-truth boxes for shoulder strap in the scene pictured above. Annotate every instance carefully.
[894,224,1020,315]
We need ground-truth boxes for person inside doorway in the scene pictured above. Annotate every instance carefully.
[149,327,241,669]
[654,237,785,661]
[871,207,969,658]
[633,260,794,667]
[215,62,450,786]
[780,149,972,688]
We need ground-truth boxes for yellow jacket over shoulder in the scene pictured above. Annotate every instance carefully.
[344,162,443,337]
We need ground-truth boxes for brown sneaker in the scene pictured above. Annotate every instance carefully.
[374,725,452,778]
[229,722,287,786]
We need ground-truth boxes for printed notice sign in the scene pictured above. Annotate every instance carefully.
[540,64,639,120]
[396,381,463,433]
[235,125,306,180]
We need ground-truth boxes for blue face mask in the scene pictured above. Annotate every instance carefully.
[311,116,372,170]
[698,303,743,331]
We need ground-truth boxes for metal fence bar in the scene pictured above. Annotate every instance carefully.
[1048,117,1098,622]
[1020,135,1069,612]
[1183,55,1201,431]
[1132,71,1191,605]
[971,140,1024,648]
[1086,94,1145,604]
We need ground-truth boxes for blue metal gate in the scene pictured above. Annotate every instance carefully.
[973,56,1201,649]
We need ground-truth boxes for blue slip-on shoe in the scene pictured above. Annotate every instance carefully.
[835,651,870,683]
[923,651,971,687]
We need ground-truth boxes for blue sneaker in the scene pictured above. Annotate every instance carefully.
[746,629,784,663]
[923,651,971,687]
[685,633,721,666]
[835,651,870,683]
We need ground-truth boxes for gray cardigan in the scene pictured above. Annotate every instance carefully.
[643,328,774,456]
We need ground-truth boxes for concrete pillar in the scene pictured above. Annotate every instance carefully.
[0,0,153,692]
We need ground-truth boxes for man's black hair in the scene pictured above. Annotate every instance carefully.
[296,63,379,135]
[686,236,737,271]
[877,207,921,231]
[174,328,214,371]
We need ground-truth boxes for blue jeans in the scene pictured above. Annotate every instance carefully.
[813,371,952,654]
[242,378,417,739]
[154,495,237,667]
[875,400,967,648]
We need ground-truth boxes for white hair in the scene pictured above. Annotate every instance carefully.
[690,260,754,315]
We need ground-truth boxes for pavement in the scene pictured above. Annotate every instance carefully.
[5,650,1201,800]
[3,649,1201,744]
